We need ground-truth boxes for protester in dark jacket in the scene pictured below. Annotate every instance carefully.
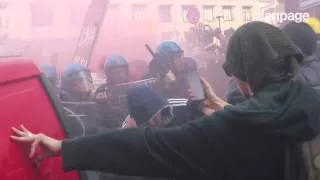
[122,86,199,128]
[227,21,320,104]
[283,22,320,94]
[11,22,320,180]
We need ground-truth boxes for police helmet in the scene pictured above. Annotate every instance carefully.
[104,54,128,71]
[61,63,92,91]
[156,41,183,57]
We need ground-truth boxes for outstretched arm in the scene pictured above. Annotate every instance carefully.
[61,117,223,179]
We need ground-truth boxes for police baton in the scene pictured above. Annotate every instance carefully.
[145,44,155,57]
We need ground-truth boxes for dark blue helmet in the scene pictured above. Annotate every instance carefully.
[104,54,128,71]
[156,41,183,57]
[61,63,93,92]
[62,64,86,77]
[104,54,129,85]
[39,64,57,85]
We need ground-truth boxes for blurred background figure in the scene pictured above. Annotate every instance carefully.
[283,21,320,94]
[304,17,320,59]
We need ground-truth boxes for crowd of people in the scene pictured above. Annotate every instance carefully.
[9,19,320,180]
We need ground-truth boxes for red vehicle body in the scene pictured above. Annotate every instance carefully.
[0,59,81,180]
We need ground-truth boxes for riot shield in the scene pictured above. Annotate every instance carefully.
[63,106,86,137]
[62,101,103,180]
[61,101,101,136]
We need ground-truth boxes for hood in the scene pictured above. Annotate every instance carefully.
[223,81,320,142]
[127,86,169,125]
[223,21,302,92]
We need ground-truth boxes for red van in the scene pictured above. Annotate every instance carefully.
[0,59,90,180]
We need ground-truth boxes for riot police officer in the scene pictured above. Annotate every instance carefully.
[94,54,130,128]
[148,41,198,99]
[58,63,102,136]
[59,63,94,102]
[156,40,184,74]
[95,54,129,101]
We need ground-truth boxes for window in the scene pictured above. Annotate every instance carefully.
[222,6,233,21]
[0,5,7,28]
[158,5,172,23]
[264,8,274,17]
[30,3,53,26]
[69,4,88,25]
[131,4,146,22]
[181,5,198,23]
[203,5,215,22]
[181,5,191,22]
[242,6,252,21]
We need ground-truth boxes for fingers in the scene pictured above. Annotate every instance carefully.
[10,135,34,142]
[11,126,35,143]
[30,139,40,158]
[20,125,32,134]
[200,77,211,89]
[11,127,26,136]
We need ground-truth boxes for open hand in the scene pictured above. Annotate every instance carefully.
[11,125,62,158]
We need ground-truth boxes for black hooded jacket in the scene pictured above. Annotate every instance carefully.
[61,80,320,180]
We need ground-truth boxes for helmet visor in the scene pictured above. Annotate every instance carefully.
[108,67,128,84]
[73,70,93,92]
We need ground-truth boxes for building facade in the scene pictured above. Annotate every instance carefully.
[0,0,261,66]
[259,0,285,25]
[283,0,320,18]
[106,0,261,42]
[0,0,89,61]
[0,0,261,41]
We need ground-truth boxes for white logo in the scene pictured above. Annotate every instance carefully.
[264,12,310,24]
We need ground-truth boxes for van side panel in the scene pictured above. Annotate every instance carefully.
[0,76,79,180]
